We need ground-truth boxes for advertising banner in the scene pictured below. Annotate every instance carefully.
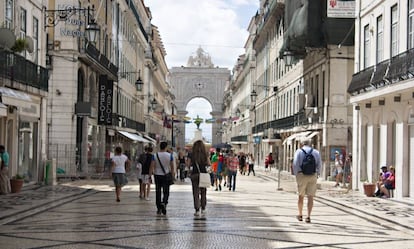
[98,75,113,125]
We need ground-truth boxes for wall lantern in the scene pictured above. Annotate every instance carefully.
[250,90,257,103]
[135,71,143,91]
[150,98,158,110]
[283,50,295,66]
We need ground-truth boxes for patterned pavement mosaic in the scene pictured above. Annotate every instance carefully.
[0,168,413,249]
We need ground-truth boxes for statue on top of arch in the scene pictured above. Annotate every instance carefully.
[187,47,214,68]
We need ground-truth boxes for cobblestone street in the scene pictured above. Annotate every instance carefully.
[0,168,413,248]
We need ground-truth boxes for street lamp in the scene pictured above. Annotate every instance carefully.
[150,97,158,111]
[136,72,143,91]
[120,70,143,91]
[250,90,257,103]
[283,50,295,66]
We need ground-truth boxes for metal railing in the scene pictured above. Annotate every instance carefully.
[0,50,48,91]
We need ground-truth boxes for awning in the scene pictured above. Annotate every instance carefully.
[143,135,156,145]
[0,103,7,117]
[282,131,311,145]
[305,131,319,140]
[137,133,153,144]
[0,87,32,108]
[118,131,148,143]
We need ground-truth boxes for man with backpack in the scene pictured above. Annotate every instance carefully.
[292,139,322,223]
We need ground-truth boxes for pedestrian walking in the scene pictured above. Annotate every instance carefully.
[265,152,274,171]
[226,150,239,191]
[178,150,187,181]
[138,145,153,200]
[238,152,246,175]
[151,141,175,215]
[187,140,210,217]
[292,139,321,223]
[0,145,11,195]
[110,146,130,202]
[334,151,343,187]
[247,153,255,176]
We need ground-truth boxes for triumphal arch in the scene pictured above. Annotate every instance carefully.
[169,48,230,148]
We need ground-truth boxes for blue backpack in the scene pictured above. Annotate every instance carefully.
[301,148,316,175]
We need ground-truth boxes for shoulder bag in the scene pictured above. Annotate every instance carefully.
[196,163,211,188]
[156,153,174,185]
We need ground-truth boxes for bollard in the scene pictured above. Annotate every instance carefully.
[44,159,57,185]
[277,162,283,191]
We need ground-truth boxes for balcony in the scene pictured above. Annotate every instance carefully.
[348,48,414,96]
[81,43,118,78]
[0,50,48,91]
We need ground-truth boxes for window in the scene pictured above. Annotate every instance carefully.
[376,15,383,62]
[409,0,414,49]
[5,0,13,29]
[20,8,27,38]
[364,25,370,68]
[391,5,398,57]
[33,17,39,63]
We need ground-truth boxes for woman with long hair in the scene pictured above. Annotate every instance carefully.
[188,140,210,217]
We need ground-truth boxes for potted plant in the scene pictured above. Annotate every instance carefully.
[363,181,376,197]
[10,174,24,193]
[11,38,27,53]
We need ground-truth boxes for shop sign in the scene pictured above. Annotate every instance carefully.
[57,4,87,38]
[98,75,113,125]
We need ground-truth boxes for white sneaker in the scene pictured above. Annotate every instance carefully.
[145,198,150,201]
[194,211,200,216]
[200,209,206,216]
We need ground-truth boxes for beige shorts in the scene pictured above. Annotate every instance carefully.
[296,173,317,196]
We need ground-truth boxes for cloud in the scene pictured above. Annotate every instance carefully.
[146,0,258,69]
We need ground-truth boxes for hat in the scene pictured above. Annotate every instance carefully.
[380,165,387,169]
[335,151,339,154]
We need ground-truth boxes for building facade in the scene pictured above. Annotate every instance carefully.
[45,0,168,177]
[0,0,48,182]
[349,0,414,198]
[226,0,355,181]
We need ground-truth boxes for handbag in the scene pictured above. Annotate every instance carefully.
[156,153,174,185]
[196,163,211,188]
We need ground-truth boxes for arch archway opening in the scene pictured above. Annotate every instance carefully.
[185,97,213,144]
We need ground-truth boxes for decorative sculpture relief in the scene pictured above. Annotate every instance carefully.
[187,47,214,67]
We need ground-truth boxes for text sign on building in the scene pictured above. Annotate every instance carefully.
[98,75,113,125]
[327,0,355,18]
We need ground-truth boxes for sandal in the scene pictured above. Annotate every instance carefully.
[305,217,311,223]
[296,215,303,221]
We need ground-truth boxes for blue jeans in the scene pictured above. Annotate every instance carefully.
[228,170,237,191]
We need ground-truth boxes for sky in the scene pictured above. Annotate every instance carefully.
[145,0,259,143]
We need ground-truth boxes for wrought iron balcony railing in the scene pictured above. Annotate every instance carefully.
[348,48,414,95]
[0,50,48,91]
